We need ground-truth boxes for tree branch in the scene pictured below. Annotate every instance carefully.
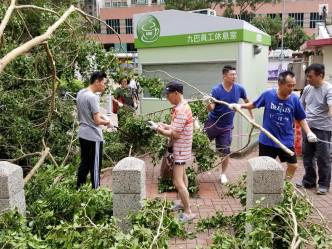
[0,152,41,163]
[0,5,76,74]
[0,0,16,39]
[24,147,50,185]
[149,197,167,249]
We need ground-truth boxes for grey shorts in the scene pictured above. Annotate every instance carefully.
[205,119,233,155]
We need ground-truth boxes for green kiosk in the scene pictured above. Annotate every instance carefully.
[133,10,271,150]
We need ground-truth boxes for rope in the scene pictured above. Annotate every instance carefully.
[317,138,332,145]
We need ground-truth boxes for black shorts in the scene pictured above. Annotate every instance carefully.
[259,143,297,164]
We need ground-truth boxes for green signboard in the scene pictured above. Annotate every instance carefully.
[135,15,271,48]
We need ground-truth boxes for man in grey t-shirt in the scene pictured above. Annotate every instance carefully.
[297,64,332,195]
[76,71,110,189]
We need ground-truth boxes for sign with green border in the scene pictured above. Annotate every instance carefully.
[135,29,271,48]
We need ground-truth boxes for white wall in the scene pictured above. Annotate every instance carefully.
[322,46,332,84]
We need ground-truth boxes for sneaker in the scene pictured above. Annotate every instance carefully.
[177,213,196,223]
[220,174,228,184]
[317,187,328,195]
[295,182,316,189]
[171,203,184,211]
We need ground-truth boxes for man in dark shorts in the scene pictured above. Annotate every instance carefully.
[239,71,317,179]
[203,65,254,184]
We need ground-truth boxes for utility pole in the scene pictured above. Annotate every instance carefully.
[279,0,285,73]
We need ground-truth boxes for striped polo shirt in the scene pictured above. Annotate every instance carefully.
[171,101,193,163]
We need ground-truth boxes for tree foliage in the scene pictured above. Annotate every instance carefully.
[218,0,281,19]
[0,1,117,169]
[284,23,312,51]
[251,16,313,50]
[195,177,332,248]
[251,15,282,50]
[164,0,214,10]
[1,161,186,248]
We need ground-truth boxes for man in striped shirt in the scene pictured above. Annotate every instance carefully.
[147,81,196,222]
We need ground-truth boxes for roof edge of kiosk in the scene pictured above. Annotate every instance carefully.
[134,10,271,49]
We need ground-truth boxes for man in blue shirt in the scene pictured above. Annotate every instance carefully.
[203,65,254,184]
[239,71,317,179]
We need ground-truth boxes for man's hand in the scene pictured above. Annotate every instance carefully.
[146,121,158,130]
[307,132,318,143]
[228,103,241,111]
[193,118,200,131]
[100,115,114,128]
[202,95,211,106]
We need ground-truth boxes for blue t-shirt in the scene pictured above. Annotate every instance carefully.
[209,83,247,126]
[253,89,306,148]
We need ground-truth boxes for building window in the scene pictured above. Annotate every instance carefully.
[106,19,120,34]
[267,13,282,19]
[105,2,110,7]
[127,43,137,52]
[125,19,133,34]
[131,0,137,4]
[310,12,324,28]
[235,13,255,22]
[288,13,304,27]
[116,0,128,7]
[88,0,93,3]
[104,44,114,52]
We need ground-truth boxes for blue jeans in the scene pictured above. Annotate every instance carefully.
[301,129,331,189]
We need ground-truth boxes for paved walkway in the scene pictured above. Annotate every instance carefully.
[100,149,332,248]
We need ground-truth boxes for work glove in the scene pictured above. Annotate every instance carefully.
[133,102,138,109]
[307,132,318,143]
[193,117,200,131]
[146,121,158,130]
[228,103,241,111]
[202,95,211,106]
[118,102,124,108]
[100,115,114,128]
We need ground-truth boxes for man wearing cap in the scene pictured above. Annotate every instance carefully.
[147,81,196,222]
[203,65,254,184]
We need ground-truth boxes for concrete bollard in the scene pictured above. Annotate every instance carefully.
[246,156,284,233]
[0,162,26,215]
[112,157,146,232]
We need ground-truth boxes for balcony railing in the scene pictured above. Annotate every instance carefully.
[104,0,165,8]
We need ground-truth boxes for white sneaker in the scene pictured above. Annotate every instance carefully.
[220,174,228,184]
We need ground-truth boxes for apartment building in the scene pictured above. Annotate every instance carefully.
[90,0,331,52]
[90,0,165,52]
[213,0,332,36]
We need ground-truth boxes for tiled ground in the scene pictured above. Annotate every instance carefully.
[100,148,332,248]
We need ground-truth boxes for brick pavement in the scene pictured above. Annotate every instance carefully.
[100,148,332,248]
